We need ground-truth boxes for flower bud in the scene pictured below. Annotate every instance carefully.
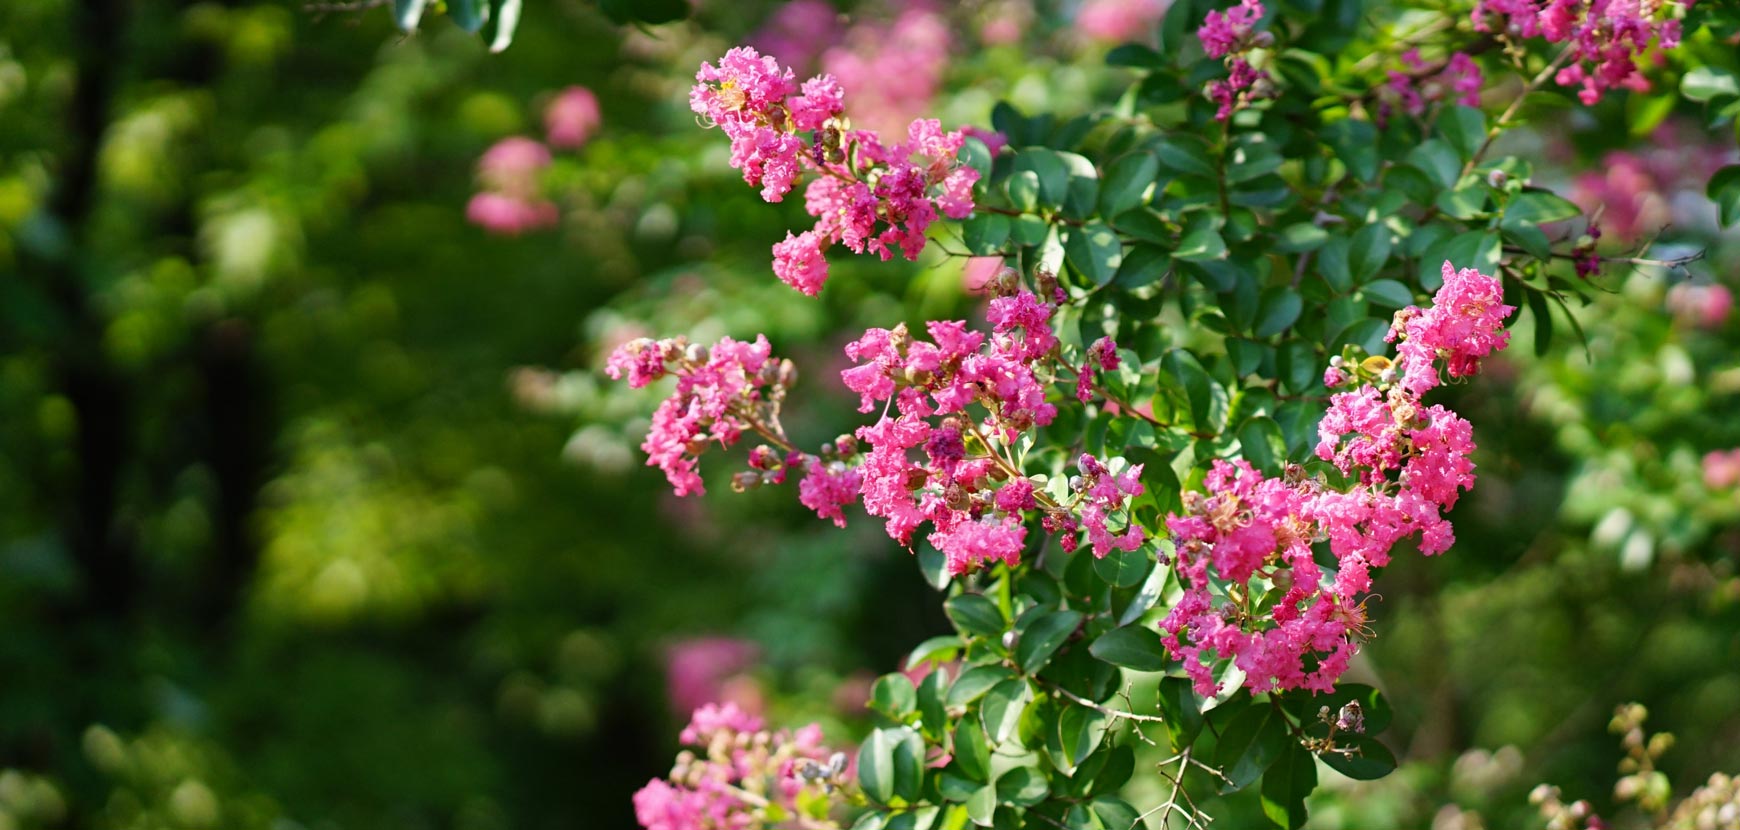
[1487,169,1508,188]
[1252,30,1275,48]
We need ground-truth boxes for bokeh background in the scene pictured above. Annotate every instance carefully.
[2,1,1738,828]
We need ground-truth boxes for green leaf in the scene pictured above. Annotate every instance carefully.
[859,727,899,804]
[949,666,1016,708]
[1087,626,1168,671]
[1316,236,1352,293]
[979,678,1033,745]
[1359,279,1414,309]
[393,0,428,30]
[1237,417,1287,477]
[1157,677,1205,748]
[1164,350,1227,433]
[1710,165,1740,227]
[906,636,961,671]
[1212,704,1288,793]
[946,594,1006,638]
[1260,745,1318,829]
[1290,683,1393,735]
[1174,229,1227,262]
[1254,287,1303,337]
[961,138,994,179]
[892,727,926,802]
[1014,149,1070,208]
[1100,153,1159,219]
[448,0,485,32]
[963,214,1011,256]
[1007,171,1041,213]
[1092,546,1152,588]
[1439,105,1488,161]
[1059,705,1112,767]
[1090,797,1141,830]
[1106,43,1164,68]
[1321,736,1398,780]
[482,0,522,52]
[1348,223,1391,283]
[1683,65,1740,102]
[1066,222,1124,287]
[918,668,950,737]
[994,767,1049,806]
[1276,223,1329,253]
[1324,119,1378,182]
[1059,152,1101,219]
[1505,189,1582,225]
[954,719,991,783]
[1016,609,1083,674]
[1118,563,1170,626]
[1113,243,1169,289]
[1527,285,1554,356]
[1154,136,1217,178]
[1405,139,1461,189]
[872,673,918,719]
[966,785,996,827]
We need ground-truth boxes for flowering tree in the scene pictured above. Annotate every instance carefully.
[529,0,1740,828]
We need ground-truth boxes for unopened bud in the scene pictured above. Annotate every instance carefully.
[904,469,930,490]
[1252,30,1275,48]
[1487,169,1508,188]
[731,471,760,492]
[777,359,799,388]
[683,343,706,364]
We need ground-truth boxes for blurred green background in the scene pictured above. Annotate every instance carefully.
[1,1,1737,828]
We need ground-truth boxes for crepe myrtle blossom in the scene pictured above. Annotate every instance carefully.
[606,280,1146,577]
[467,137,559,235]
[633,702,849,830]
[691,47,981,295]
[543,86,601,149]
[1471,0,1687,104]
[1198,0,1275,120]
[1382,50,1485,123]
[1162,261,1511,697]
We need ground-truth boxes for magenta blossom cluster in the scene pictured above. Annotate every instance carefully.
[1161,261,1514,696]
[839,289,1143,574]
[1382,50,1484,123]
[1198,0,1273,121]
[820,2,952,137]
[690,47,980,296]
[606,284,1147,577]
[605,335,795,497]
[1471,0,1686,104]
[633,702,847,830]
[466,137,559,236]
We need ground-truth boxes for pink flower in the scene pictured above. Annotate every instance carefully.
[666,638,761,716]
[478,136,552,186]
[1198,0,1264,58]
[748,0,842,74]
[1078,0,1168,43]
[1390,262,1515,396]
[931,515,1028,575]
[1471,0,1685,104]
[1668,283,1734,330]
[821,4,951,136]
[544,86,601,149]
[799,460,862,527]
[636,703,845,830]
[772,230,831,295]
[1703,449,1740,489]
[466,192,558,235]
[1209,58,1267,122]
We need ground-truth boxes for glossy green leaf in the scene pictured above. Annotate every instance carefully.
[1087,626,1167,671]
[1684,66,1740,102]
[1016,609,1082,673]
[949,666,1015,708]
[1014,149,1070,208]
[1254,287,1303,337]
[1174,228,1227,262]
[963,214,1011,256]
[872,673,918,719]
[1212,704,1288,793]
[482,0,522,52]
[1321,736,1398,780]
[859,727,898,804]
[448,0,485,32]
[1237,416,1287,477]
[979,678,1033,744]
[966,785,996,827]
[1359,279,1414,309]
[1066,222,1124,287]
[946,594,1006,638]
[1260,745,1318,829]
[393,0,428,30]
[1100,153,1159,219]
[954,719,991,783]
[1439,105,1488,161]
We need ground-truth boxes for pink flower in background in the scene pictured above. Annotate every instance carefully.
[666,639,762,717]
[750,0,843,74]
[1667,283,1735,330]
[466,192,558,235]
[544,86,601,149]
[1078,0,1167,43]
[634,703,845,830]
[822,2,951,136]
[979,0,1033,44]
[1570,152,1667,241]
[1471,0,1684,104]
[469,137,559,235]
[1704,449,1740,489]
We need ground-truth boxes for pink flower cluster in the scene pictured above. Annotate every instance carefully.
[1161,261,1513,696]
[605,335,793,497]
[1382,50,1484,123]
[1078,0,1168,44]
[633,703,846,830]
[820,2,952,137]
[837,289,1144,574]
[666,638,762,717]
[1197,0,1272,122]
[1667,282,1735,330]
[465,86,604,235]
[691,47,981,296]
[1570,125,1733,241]
[467,137,559,235]
[1704,448,1740,489]
[1471,0,1685,104]
[608,281,1151,577]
